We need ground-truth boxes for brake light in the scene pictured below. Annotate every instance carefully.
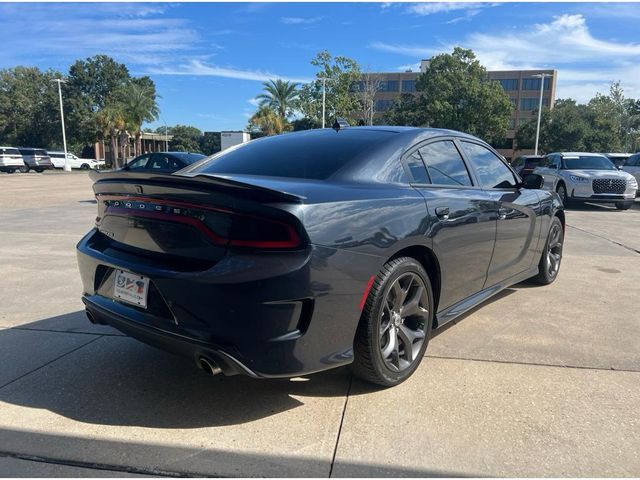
[97,195,301,249]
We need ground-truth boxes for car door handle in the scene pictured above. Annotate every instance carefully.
[435,207,450,220]
[498,207,508,220]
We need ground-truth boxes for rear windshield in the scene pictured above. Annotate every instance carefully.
[49,152,65,158]
[34,149,48,156]
[563,155,616,170]
[171,152,206,164]
[190,129,396,180]
[0,148,20,156]
[524,158,542,167]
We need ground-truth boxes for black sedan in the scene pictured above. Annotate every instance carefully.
[123,151,206,172]
[77,127,564,387]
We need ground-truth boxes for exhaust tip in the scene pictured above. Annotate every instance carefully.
[199,357,223,376]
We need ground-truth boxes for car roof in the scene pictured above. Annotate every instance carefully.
[549,152,608,157]
[606,153,632,157]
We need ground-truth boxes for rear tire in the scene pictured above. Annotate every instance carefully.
[19,165,29,173]
[6,169,15,174]
[531,216,564,285]
[35,168,43,173]
[353,257,434,387]
[80,163,90,170]
[615,201,633,210]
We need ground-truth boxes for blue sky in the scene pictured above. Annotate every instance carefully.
[1,2,640,132]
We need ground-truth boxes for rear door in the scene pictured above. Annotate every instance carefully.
[459,141,541,285]
[405,138,497,310]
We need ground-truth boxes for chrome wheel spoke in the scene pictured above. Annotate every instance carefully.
[381,327,397,359]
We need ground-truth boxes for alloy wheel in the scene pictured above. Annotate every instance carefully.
[379,272,429,372]
[546,223,563,277]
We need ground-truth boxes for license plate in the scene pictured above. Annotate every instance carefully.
[114,270,149,308]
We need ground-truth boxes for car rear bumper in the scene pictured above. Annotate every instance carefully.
[77,228,378,377]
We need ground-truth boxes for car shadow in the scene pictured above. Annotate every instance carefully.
[0,311,358,429]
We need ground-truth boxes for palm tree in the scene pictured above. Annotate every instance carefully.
[256,79,299,119]
[248,106,287,136]
[116,77,160,156]
[97,104,126,168]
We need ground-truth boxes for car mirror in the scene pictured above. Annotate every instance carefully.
[521,173,544,189]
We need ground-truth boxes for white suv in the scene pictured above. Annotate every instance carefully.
[48,151,104,170]
[621,153,640,194]
[0,146,25,173]
[534,152,637,210]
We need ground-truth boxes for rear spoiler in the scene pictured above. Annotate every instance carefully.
[89,170,305,204]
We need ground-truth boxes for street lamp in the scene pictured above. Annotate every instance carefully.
[52,78,70,171]
[318,76,331,128]
[161,116,169,151]
[532,73,552,156]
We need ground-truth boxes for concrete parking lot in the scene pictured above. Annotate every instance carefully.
[0,171,639,477]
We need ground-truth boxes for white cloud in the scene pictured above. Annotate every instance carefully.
[149,60,312,84]
[280,16,324,25]
[405,2,496,16]
[372,14,640,102]
[247,98,261,107]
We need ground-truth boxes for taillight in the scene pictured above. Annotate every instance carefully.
[97,195,301,250]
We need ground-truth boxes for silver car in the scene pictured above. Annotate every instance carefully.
[621,153,640,194]
[534,152,637,210]
[18,148,53,173]
[0,146,24,173]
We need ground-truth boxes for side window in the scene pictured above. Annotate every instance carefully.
[550,156,560,169]
[404,152,430,183]
[148,153,171,170]
[460,141,518,189]
[126,154,151,170]
[418,141,472,187]
[627,154,639,167]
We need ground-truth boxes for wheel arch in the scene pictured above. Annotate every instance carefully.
[388,245,442,319]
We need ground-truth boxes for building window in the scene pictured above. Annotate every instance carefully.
[521,77,551,91]
[379,80,399,92]
[375,99,394,111]
[351,81,365,92]
[498,79,519,91]
[402,80,416,92]
[520,97,549,110]
[509,118,516,129]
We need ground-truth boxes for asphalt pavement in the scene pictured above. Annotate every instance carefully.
[0,171,638,477]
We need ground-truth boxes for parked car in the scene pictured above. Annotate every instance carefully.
[511,155,544,176]
[18,148,53,173]
[605,153,633,168]
[0,146,25,173]
[534,152,637,210]
[49,151,105,170]
[621,153,640,194]
[78,127,564,387]
[122,151,206,172]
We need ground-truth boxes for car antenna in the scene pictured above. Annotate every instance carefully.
[333,118,350,132]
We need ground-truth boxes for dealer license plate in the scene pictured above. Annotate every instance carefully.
[113,270,149,308]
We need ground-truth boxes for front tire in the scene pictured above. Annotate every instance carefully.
[35,168,43,173]
[615,201,633,210]
[80,163,90,170]
[556,183,570,206]
[19,165,29,173]
[353,257,434,387]
[532,216,564,285]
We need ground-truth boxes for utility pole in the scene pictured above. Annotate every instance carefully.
[161,116,169,151]
[53,78,70,171]
[532,73,552,156]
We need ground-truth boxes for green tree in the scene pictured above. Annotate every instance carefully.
[515,99,591,153]
[115,76,160,156]
[296,50,361,125]
[256,79,299,119]
[247,106,288,136]
[199,131,221,155]
[167,125,202,152]
[415,47,513,143]
[385,93,429,127]
[65,55,131,146]
[0,66,63,148]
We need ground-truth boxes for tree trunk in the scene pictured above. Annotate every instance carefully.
[108,129,118,168]
[118,131,129,166]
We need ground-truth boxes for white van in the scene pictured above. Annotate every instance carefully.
[0,147,25,173]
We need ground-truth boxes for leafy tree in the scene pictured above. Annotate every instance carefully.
[167,125,202,152]
[115,76,159,156]
[0,67,63,148]
[65,55,131,146]
[256,79,299,119]
[291,117,320,131]
[199,131,221,155]
[296,50,362,125]
[385,93,429,127]
[247,106,288,136]
[415,47,513,143]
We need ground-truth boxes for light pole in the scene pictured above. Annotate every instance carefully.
[318,76,330,128]
[532,73,551,156]
[53,78,70,171]
[161,116,169,151]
